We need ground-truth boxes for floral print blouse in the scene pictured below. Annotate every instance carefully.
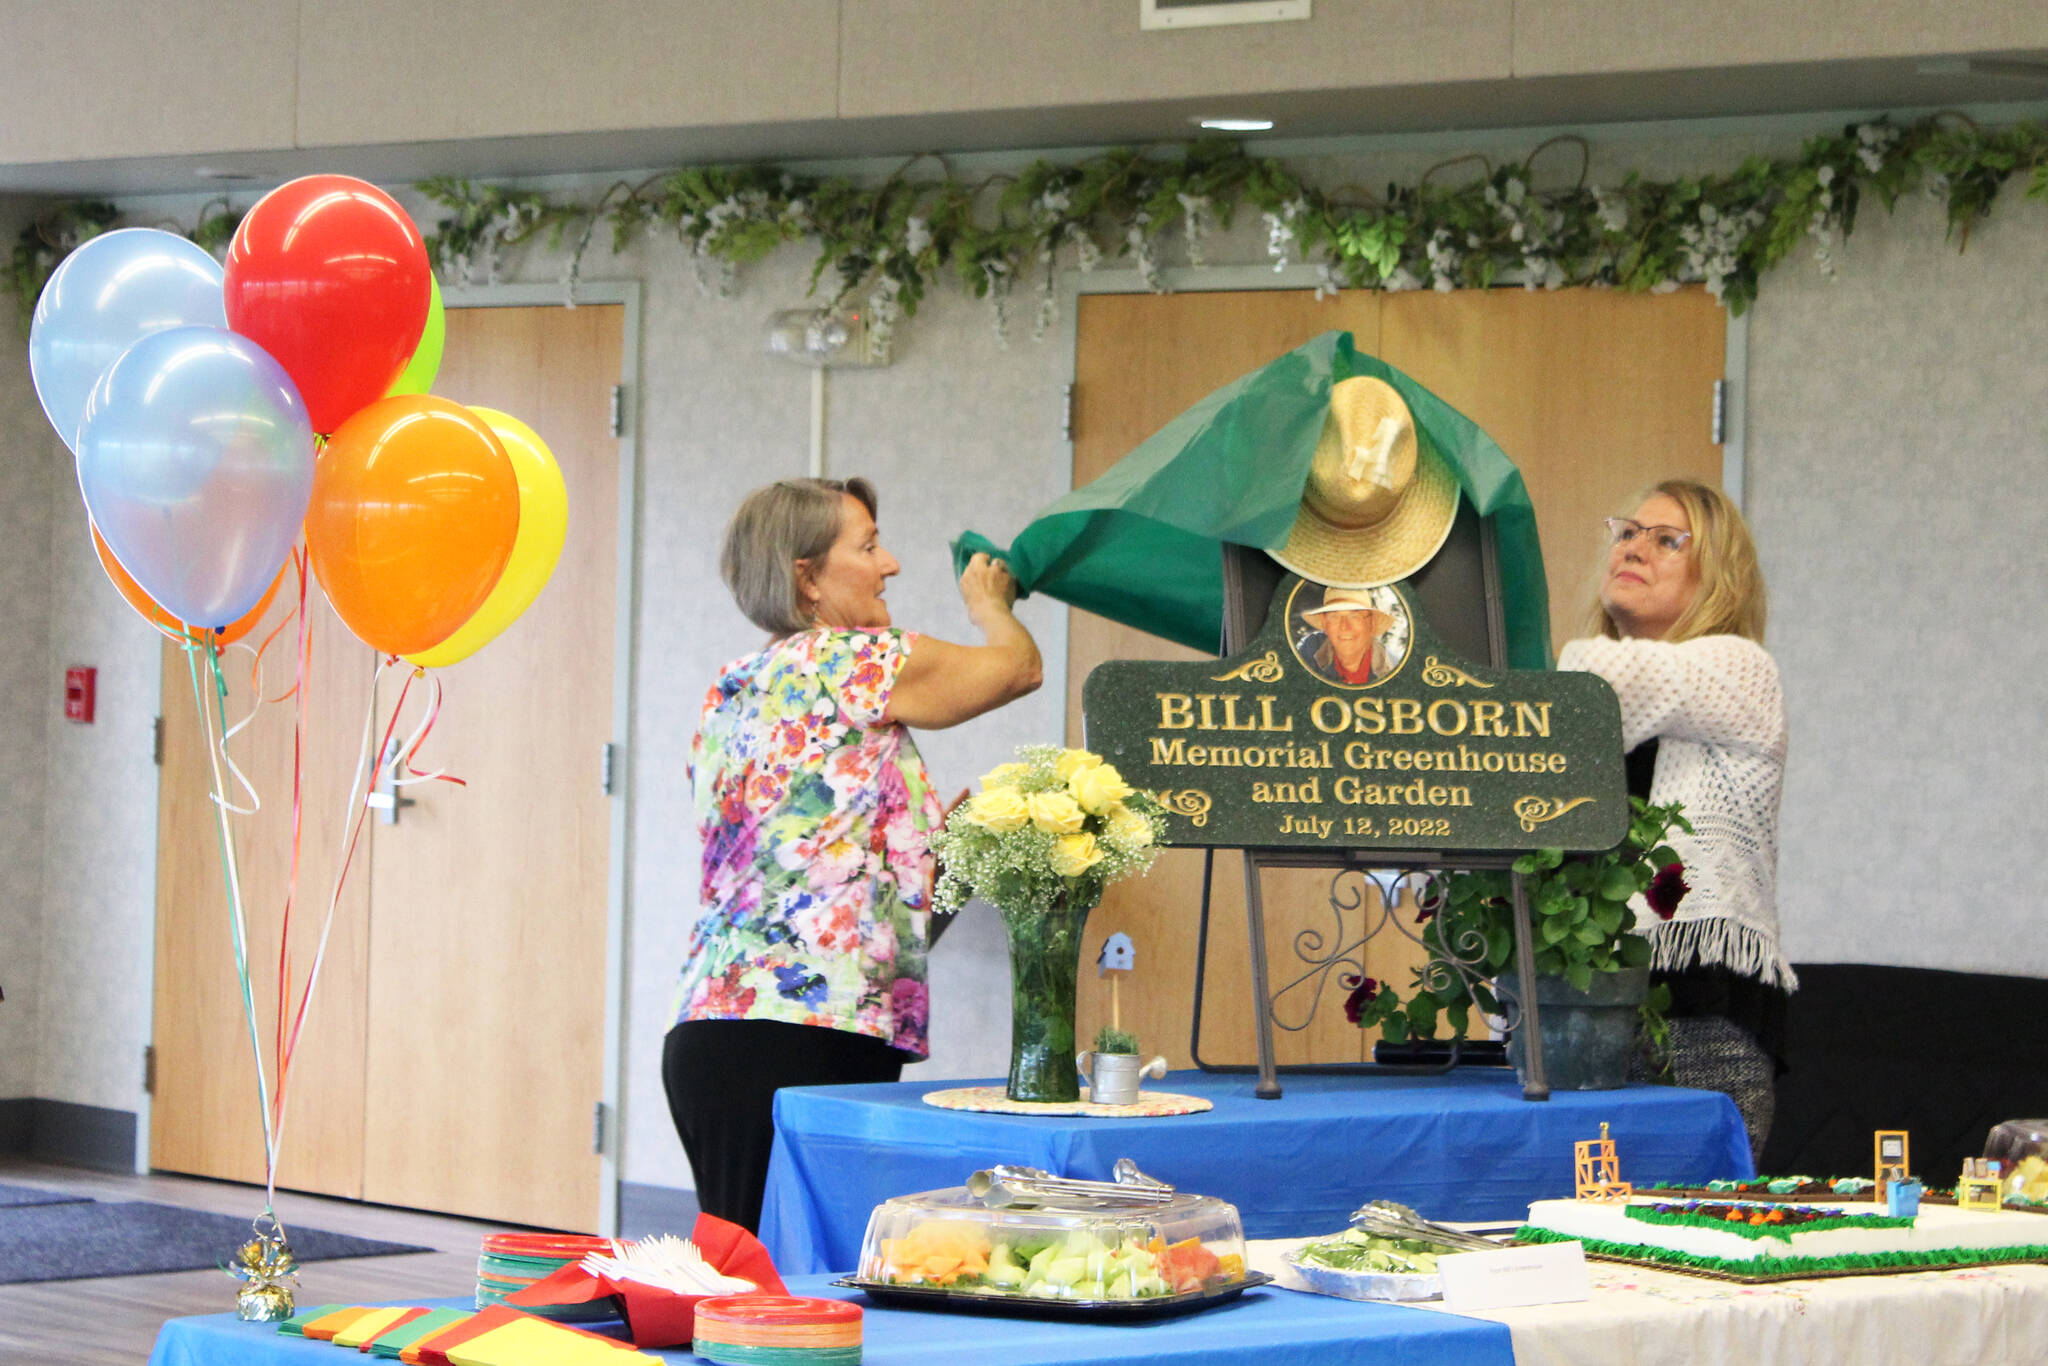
[678,627,941,1057]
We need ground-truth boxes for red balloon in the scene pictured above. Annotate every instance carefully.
[224,175,431,435]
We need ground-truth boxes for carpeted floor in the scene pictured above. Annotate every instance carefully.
[0,1199,431,1284]
[0,1182,91,1209]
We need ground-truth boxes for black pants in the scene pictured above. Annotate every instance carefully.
[663,1018,906,1233]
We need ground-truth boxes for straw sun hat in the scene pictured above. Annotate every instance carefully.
[1271,376,1460,588]
[1299,587,1395,637]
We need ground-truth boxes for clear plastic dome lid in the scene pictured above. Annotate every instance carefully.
[1985,1119,2048,1202]
[856,1184,1248,1302]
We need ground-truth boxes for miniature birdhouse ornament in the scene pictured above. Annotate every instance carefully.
[1098,932,1136,1034]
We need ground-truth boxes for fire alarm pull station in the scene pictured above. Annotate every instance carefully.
[64,667,95,723]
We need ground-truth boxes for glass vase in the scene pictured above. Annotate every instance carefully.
[1002,891,1094,1104]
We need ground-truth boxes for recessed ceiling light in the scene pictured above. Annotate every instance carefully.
[1195,117,1275,132]
[1915,56,2048,80]
[193,167,265,181]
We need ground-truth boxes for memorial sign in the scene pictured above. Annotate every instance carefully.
[1083,574,1627,853]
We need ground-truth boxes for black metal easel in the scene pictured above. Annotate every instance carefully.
[1183,524,1551,1101]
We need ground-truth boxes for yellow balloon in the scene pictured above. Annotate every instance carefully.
[404,406,568,667]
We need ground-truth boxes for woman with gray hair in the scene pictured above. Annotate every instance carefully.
[665,476,1041,1231]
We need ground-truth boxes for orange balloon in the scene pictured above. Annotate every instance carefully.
[93,523,282,647]
[306,394,520,655]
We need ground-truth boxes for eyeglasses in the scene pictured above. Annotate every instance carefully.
[1603,518,1692,556]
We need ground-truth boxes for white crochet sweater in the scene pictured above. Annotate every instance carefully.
[1557,634,1795,991]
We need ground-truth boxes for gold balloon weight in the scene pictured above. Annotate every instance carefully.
[228,1212,299,1321]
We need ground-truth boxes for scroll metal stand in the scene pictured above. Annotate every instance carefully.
[1187,532,1549,1101]
[1190,845,1549,1101]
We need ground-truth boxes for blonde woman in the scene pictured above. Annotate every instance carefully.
[1558,479,1790,1157]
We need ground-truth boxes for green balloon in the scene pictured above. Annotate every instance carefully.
[386,277,444,397]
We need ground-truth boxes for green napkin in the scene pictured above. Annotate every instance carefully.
[275,1304,345,1337]
[368,1307,472,1359]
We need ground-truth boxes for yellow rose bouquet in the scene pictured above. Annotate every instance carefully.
[931,744,1166,1103]
[932,745,1164,921]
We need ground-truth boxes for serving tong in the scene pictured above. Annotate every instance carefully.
[967,1158,1177,1210]
[1348,1199,1503,1252]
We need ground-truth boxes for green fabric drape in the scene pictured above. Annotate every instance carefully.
[953,331,1554,669]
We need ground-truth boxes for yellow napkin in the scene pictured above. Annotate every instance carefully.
[334,1307,421,1348]
[303,1306,377,1341]
[444,1315,660,1366]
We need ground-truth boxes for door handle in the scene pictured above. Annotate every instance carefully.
[370,738,418,825]
[366,790,416,824]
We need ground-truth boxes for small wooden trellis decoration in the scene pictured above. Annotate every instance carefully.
[1575,1122,1633,1203]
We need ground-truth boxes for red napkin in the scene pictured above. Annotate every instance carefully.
[505,1214,787,1349]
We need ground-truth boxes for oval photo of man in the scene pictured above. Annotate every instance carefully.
[1288,581,1411,688]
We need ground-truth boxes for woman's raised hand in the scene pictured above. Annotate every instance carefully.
[887,553,1041,730]
[958,551,1019,624]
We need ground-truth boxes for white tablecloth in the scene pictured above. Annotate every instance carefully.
[1249,1236,2048,1366]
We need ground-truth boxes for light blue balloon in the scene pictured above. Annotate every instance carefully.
[29,228,227,455]
[76,327,314,628]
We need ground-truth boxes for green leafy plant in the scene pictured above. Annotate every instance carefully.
[1345,797,1692,1052]
[12,115,2047,342]
[10,201,117,326]
[1093,1025,1138,1055]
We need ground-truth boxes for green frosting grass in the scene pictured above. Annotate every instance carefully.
[1516,1225,2048,1278]
[1623,1204,1916,1241]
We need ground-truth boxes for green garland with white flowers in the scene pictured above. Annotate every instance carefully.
[12,115,2048,353]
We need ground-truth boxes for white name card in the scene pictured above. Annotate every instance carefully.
[1436,1240,1590,1312]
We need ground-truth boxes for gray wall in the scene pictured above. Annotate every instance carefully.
[6,1,2047,183]
[6,111,2048,1194]
[1745,191,2048,975]
[0,197,53,1100]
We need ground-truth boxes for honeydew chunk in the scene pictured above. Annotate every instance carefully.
[1020,1245,1058,1291]
[985,1245,1026,1287]
[1043,1256,1089,1288]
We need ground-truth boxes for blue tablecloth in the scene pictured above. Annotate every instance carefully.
[148,1279,1514,1366]
[762,1070,1752,1275]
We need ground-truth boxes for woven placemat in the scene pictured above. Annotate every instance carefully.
[922,1086,1212,1117]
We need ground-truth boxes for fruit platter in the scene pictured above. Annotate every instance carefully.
[839,1172,1265,1319]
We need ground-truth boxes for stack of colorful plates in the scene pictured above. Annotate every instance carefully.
[476,1232,619,1322]
[694,1295,862,1366]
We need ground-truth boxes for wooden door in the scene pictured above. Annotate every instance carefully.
[151,304,623,1231]
[1379,288,1727,647]
[150,594,374,1194]
[356,304,620,1230]
[1068,287,1725,1069]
